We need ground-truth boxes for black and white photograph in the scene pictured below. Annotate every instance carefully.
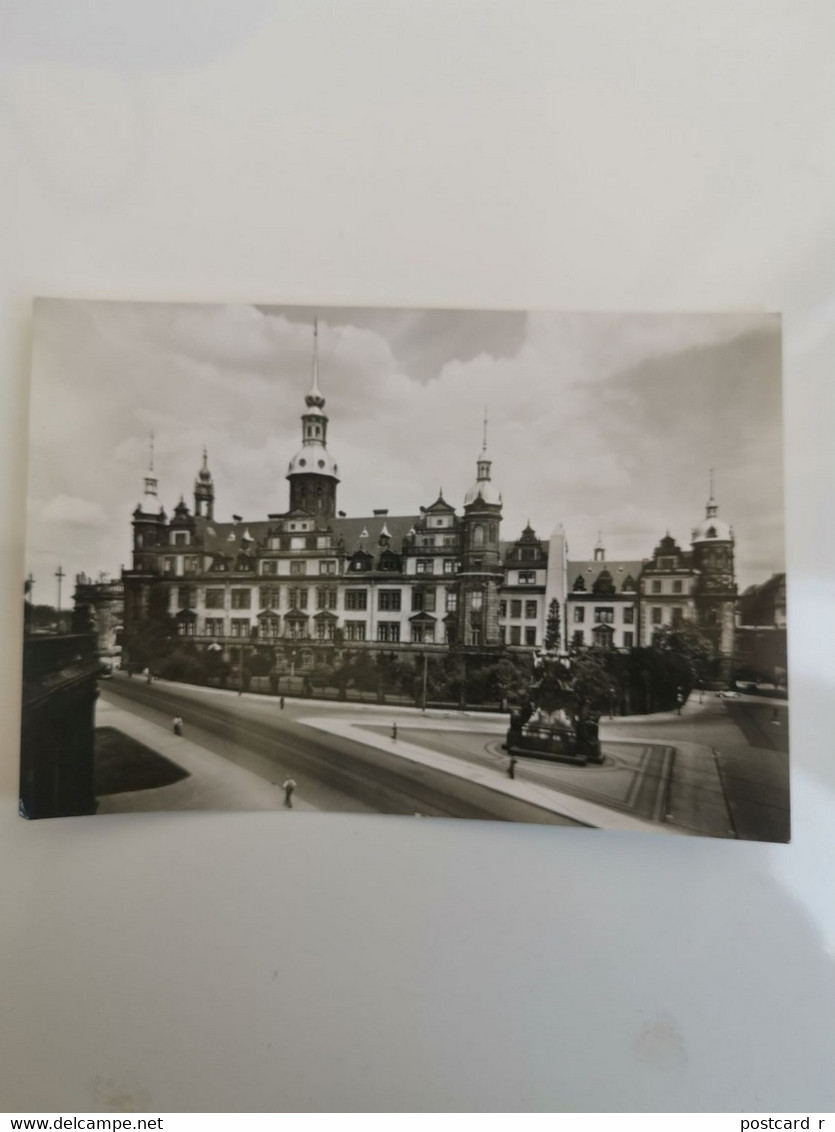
[20,299,788,840]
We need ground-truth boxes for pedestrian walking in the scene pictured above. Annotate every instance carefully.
[391,722,398,741]
[508,756,517,780]
[282,777,296,808]
[279,696,285,710]
[172,716,183,736]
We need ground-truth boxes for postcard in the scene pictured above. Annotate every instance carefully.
[20,300,788,840]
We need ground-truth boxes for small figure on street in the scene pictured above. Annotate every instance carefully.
[143,666,151,685]
[282,777,296,808]
[770,707,781,726]
[391,722,398,742]
[676,687,684,715]
[508,756,517,780]
[172,716,183,736]
[279,696,285,710]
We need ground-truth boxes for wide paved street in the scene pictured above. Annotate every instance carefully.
[98,675,789,839]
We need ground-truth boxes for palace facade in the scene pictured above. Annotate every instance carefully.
[121,329,738,674]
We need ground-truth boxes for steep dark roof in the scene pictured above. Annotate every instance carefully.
[567,560,644,593]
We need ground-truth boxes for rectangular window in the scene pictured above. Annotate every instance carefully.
[510,600,522,619]
[509,626,521,645]
[672,579,683,594]
[290,560,307,576]
[316,620,335,641]
[672,606,684,624]
[261,560,279,575]
[259,586,280,610]
[231,588,251,610]
[651,580,662,594]
[317,536,333,550]
[623,631,634,648]
[319,559,337,575]
[204,617,224,637]
[378,589,401,611]
[499,600,507,618]
[411,624,436,644]
[205,588,224,609]
[288,588,308,610]
[623,606,635,625]
[415,559,433,575]
[594,607,614,624]
[574,606,585,623]
[572,630,584,648]
[173,531,188,546]
[471,591,483,612]
[230,618,250,638]
[518,571,536,584]
[524,627,537,646]
[344,621,367,641]
[499,626,506,644]
[412,588,436,613]
[316,587,338,610]
[651,607,663,625]
[344,589,368,611]
[177,586,196,609]
[445,589,458,613]
[163,557,177,575]
[442,559,457,575]
[524,600,537,619]
[183,556,200,575]
[377,621,401,643]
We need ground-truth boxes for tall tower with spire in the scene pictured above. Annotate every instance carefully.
[131,432,167,571]
[457,413,503,648]
[691,469,736,675]
[286,320,340,520]
[194,447,214,520]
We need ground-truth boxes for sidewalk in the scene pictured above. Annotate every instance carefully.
[96,698,316,814]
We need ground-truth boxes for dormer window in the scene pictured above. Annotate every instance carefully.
[573,575,586,592]
[706,527,717,538]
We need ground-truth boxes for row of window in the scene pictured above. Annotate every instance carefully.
[573,606,636,624]
[499,599,539,620]
[647,578,686,594]
[178,586,462,614]
[571,628,636,648]
[187,617,444,645]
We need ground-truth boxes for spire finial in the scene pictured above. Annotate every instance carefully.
[482,406,488,452]
[706,468,718,518]
[149,430,155,472]
[202,445,208,470]
[305,319,325,409]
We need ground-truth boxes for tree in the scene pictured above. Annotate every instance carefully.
[544,598,562,651]
[652,619,713,687]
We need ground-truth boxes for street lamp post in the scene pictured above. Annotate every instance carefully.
[55,564,65,631]
[421,652,429,713]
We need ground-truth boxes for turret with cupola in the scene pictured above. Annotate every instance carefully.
[286,320,340,520]
[457,418,504,648]
[690,472,736,672]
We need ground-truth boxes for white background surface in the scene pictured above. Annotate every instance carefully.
[1,1,834,1113]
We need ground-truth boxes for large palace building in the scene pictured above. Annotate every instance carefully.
[121,328,737,673]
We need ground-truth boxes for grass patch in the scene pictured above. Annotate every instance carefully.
[95,726,190,795]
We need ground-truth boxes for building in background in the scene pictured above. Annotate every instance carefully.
[121,328,743,677]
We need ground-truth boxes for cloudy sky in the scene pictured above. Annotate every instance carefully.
[25,299,783,605]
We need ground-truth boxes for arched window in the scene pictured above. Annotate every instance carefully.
[473,524,485,548]
[622,574,636,592]
[573,575,586,592]
[706,526,717,538]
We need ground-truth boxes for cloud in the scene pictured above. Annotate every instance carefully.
[34,495,109,527]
